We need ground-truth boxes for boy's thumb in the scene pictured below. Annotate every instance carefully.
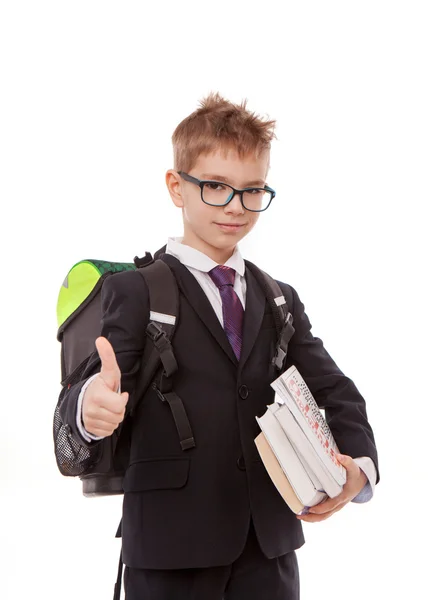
[336,453,352,466]
[95,336,121,390]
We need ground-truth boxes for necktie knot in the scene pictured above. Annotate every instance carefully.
[208,265,236,289]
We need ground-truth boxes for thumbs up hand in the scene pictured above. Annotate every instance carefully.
[82,336,129,438]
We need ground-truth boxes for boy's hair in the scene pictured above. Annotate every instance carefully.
[172,92,276,172]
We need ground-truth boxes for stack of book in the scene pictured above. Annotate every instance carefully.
[255,365,347,515]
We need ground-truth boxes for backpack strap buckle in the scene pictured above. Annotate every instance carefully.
[146,321,165,342]
[272,312,295,371]
[272,347,287,371]
[146,322,178,377]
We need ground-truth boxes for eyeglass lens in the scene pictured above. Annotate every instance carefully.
[202,182,271,211]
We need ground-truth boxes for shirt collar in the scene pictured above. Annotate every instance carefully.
[166,236,245,277]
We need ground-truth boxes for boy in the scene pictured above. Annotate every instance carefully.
[59,92,379,599]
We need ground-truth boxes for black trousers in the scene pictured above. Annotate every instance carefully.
[124,521,300,600]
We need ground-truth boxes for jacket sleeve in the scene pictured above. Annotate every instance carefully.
[58,269,150,448]
[279,281,380,484]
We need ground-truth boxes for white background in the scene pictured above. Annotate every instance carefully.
[1,1,430,599]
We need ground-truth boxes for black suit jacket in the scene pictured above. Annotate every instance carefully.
[59,253,379,569]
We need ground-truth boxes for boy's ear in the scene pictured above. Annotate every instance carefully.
[166,170,184,208]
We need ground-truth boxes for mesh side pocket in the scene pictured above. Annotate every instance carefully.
[53,393,102,476]
[53,356,103,477]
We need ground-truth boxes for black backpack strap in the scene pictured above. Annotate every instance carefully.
[113,547,123,600]
[112,519,123,600]
[152,374,196,450]
[128,259,195,450]
[125,259,178,418]
[139,258,178,377]
[244,260,295,371]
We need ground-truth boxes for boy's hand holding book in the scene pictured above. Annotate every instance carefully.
[296,454,368,522]
[255,365,369,518]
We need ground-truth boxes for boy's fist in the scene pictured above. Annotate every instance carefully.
[82,336,129,437]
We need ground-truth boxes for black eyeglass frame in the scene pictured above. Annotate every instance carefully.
[177,171,276,212]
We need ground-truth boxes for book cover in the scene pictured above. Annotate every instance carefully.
[271,365,347,486]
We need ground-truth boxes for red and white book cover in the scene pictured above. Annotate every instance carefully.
[271,365,347,486]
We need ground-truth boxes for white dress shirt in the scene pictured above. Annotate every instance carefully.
[76,236,376,502]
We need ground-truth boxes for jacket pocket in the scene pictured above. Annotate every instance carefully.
[122,457,190,493]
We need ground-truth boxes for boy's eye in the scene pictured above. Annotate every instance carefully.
[205,182,226,191]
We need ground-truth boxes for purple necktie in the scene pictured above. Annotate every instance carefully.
[208,265,244,360]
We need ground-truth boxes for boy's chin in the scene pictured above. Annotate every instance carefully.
[210,233,245,250]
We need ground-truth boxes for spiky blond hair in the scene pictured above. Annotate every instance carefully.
[172,92,276,172]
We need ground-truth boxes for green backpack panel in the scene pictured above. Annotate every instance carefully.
[56,259,137,385]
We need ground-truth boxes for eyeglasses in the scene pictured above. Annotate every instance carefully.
[178,171,276,212]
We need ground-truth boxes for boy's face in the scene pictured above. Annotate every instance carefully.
[166,147,270,263]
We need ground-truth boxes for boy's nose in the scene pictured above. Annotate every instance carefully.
[224,192,245,215]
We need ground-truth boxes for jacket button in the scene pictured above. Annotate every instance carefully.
[237,456,246,471]
[238,385,249,399]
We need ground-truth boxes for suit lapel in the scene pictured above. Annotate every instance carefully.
[160,253,238,366]
[239,265,266,371]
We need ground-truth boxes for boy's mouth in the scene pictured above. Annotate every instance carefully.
[214,222,246,232]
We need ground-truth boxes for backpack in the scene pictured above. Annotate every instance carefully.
[53,247,296,499]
